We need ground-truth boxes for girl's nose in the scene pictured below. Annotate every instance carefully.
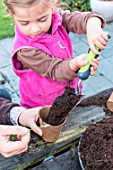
[31,24,41,36]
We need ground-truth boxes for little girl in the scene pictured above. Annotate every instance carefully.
[3,0,108,108]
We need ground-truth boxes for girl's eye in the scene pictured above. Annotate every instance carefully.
[20,22,29,26]
[39,18,47,22]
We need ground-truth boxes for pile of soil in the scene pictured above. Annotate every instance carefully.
[46,86,82,126]
[46,87,113,126]
[79,116,113,170]
[80,87,113,107]
[80,87,113,115]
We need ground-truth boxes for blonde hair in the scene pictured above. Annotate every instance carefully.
[3,0,58,14]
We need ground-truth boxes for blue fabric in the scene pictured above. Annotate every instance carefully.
[0,89,12,101]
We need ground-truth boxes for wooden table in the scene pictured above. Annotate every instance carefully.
[0,88,113,170]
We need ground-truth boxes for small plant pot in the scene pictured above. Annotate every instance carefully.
[39,106,66,142]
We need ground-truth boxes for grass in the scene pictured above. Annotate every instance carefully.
[0,1,14,39]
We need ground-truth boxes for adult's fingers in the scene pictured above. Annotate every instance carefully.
[0,125,29,135]
[29,122,42,136]
[1,138,29,153]
[21,130,30,144]
[1,146,28,158]
[1,150,21,158]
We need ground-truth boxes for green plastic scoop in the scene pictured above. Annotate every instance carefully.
[78,33,111,80]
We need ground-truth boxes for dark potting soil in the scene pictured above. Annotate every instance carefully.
[46,87,113,126]
[79,116,113,170]
[81,88,113,107]
[79,87,113,115]
[46,86,82,126]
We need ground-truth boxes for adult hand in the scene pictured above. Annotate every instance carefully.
[0,125,30,157]
[18,107,42,136]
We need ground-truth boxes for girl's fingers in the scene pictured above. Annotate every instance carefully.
[91,61,98,71]
[97,36,108,46]
[89,41,100,55]
[94,40,106,50]
[92,58,100,65]
[101,32,109,42]
[90,67,95,76]
[92,64,98,71]
[90,58,100,76]
[88,32,109,54]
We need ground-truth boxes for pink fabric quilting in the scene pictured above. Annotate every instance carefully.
[11,11,81,108]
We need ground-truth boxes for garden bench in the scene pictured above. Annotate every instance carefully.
[0,88,113,170]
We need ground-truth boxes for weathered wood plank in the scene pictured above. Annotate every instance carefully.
[1,87,113,170]
[31,148,81,170]
[0,104,107,170]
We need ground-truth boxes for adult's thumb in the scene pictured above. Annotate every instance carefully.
[0,125,29,135]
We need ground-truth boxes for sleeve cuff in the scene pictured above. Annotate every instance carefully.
[87,12,106,29]
[10,107,26,125]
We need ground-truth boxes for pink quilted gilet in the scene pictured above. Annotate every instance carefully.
[11,11,81,108]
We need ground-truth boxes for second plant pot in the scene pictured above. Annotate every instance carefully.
[39,106,66,142]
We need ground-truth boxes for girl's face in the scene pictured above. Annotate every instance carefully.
[13,2,55,37]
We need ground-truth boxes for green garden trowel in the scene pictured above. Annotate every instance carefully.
[75,33,111,107]
[78,33,111,80]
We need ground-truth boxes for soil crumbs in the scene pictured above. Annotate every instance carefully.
[79,116,113,170]
[46,86,83,126]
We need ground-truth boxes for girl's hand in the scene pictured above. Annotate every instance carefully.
[90,57,100,76]
[0,125,30,157]
[86,17,108,55]
[69,54,100,76]
[18,107,42,136]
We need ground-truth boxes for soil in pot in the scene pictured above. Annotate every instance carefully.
[46,86,83,126]
[39,106,67,142]
[79,116,113,170]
